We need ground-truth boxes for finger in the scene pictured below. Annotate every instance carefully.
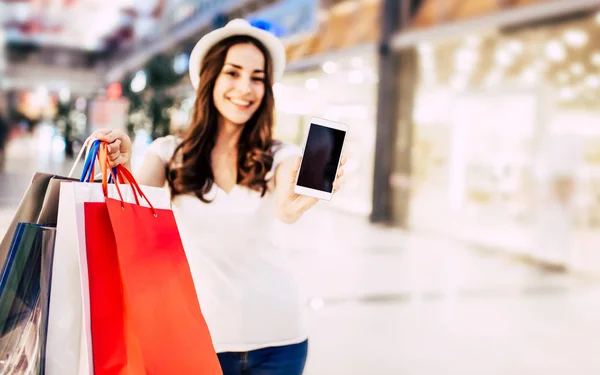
[94,130,117,143]
[107,139,121,153]
[339,155,347,167]
[108,151,120,162]
[333,182,341,193]
[294,156,302,171]
[336,167,345,179]
[333,176,344,193]
[289,156,302,183]
[112,154,128,167]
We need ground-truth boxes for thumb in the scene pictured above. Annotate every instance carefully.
[289,156,302,184]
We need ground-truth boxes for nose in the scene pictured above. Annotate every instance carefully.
[235,76,252,94]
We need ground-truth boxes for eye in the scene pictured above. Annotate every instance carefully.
[252,76,265,82]
[225,71,238,77]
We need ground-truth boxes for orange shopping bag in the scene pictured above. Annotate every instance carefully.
[84,142,222,374]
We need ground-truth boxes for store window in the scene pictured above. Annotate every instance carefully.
[410,12,600,272]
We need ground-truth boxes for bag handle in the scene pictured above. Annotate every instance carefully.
[69,136,118,184]
[97,143,156,217]
[80,140,99,182]
[79,139,140,205]
[97,143,125,203]
[80,139,120,185]
[69,135,98,179]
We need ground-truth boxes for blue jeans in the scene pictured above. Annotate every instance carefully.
[217,340,308,375]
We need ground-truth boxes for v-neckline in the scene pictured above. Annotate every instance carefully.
[214,183,239,196]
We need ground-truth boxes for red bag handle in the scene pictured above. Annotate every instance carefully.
[97,142,157,217]
[116,165,157,217]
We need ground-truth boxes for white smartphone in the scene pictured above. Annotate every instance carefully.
[294,117,348,201]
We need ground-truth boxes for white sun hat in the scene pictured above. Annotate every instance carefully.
[188,18,286,89]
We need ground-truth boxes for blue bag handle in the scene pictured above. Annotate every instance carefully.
[80,140,99,182]
[80,140,117,183]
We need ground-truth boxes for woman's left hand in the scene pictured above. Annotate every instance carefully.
[274,154,347,223]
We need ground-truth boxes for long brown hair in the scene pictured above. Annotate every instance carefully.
[167,35,277,202]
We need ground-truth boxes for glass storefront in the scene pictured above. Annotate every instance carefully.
[274,50,379,216]
[409,12,600,272]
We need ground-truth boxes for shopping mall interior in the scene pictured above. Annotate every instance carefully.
[1,0,600,373]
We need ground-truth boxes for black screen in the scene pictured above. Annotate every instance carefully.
[297,123,346,193]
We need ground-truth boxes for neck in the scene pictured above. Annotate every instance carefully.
[215,117,243,150]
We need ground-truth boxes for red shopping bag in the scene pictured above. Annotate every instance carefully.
[84,144,222,374]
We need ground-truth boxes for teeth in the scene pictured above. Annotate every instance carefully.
[230,99,250,106]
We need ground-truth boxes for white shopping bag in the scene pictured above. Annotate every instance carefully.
[45,180,171,375]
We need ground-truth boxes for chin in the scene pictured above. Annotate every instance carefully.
[224,114,254,126]
[227,117,251,126]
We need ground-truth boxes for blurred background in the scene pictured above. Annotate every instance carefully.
[2,0,600,373]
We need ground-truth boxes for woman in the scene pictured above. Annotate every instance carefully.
[93,19,345,375]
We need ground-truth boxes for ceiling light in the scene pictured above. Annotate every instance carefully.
[418,43,433,56]
[173,53,189,75]
[592,52,600,66]
[545,40,566,62]
[559,87,576,101]
[570,63,584,76]
[322,61,337,74]
[585,75,600,88]
[507,40,523,54]
[455,48,479,72]
[59,88,71,103]
[495,48,513,67]
[563,29,588,47]
[305,78,319,90]
[130,70,147,93]
[348,70,365,84]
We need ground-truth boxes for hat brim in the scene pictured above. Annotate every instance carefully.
[188,26,286,90]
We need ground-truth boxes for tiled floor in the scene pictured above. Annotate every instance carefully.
[1,134,599,374]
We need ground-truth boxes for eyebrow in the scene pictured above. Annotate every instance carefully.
[225,63,265,74]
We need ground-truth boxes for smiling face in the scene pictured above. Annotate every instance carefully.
[212,42,266,126]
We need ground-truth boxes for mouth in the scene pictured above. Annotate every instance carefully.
[228,98,253,110]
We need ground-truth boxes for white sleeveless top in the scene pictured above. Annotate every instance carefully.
[146,136,307,353]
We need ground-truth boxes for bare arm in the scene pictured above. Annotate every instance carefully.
[273,156,308,224]
[134,152,167,188]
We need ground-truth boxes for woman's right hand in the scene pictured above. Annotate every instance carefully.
[90,129,132,168]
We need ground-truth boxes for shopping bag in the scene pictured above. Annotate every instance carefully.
[0,223,56,374]
[39,226,57,375]
[84,143,221,374]
[0,173,76,269]
[0,132,100,270]
[43,139,116,375]
[46,140,172,375]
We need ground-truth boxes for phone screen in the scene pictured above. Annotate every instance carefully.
[297,123,346,193]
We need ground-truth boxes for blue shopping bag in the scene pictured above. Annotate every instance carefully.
[0,222,56,374]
